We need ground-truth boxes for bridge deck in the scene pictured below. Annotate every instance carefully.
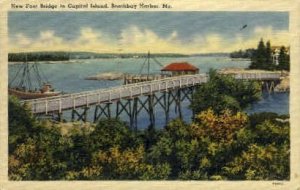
[22,72,281,114]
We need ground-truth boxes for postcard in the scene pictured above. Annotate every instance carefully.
[0,0,299,189]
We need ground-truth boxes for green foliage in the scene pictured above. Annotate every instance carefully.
[8,97,73,180]
[190,69,261,115]
[88,118,140,151]
[147,119,207,179]
[265,41,273,66]
[249,39,289,71]
[249,39,275,70]
[8,96,289,180]
[222,143,289,180]
[86,145,171,180]
[8,52,70,62]
[278,46,290,71]
[230,48,255,59]
[221,113,290,180]
[138,124,161,151]
[192,109,248,143]
[8,96,36,153]
[249,112,289,128]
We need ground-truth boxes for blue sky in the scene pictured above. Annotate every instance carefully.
[8,12,289,53]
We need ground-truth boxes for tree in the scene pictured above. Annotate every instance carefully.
[147,110,249,180]
[190,69,261,115]
[250,38,266,69]
[230,49,255,59]
[8,96,36,153]
[189,109,250,179]
[147,119,207,179]
[221,112,290,180]
[192,109,248,144]
[87,118,141,152]
[249,39,278,70]
[278,46,290,71]
[8,100,72,180]
[87,145,170,180]
[265,41,275,70]
[222,143,289,180]
[8,94,289,180]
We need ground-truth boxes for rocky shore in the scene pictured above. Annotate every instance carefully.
[274,76,289,92]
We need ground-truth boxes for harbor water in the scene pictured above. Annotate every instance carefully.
[9,56,289,129]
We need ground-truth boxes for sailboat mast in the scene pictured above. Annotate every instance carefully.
[25,54,33,90]
[18,53,27,88]
[147,51,150,79]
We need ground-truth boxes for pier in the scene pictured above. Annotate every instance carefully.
[22,72,282,128]
[123,74,170,84]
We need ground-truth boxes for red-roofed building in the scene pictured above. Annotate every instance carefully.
[161,62,199,76]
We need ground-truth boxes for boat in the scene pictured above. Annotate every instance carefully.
[9,83,60,100]
[9,54,61,100]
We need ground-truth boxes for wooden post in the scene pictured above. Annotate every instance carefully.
[45,100,48,115]
[148,95,155,127]
[128,99,134,129]
[73,98,76,109]
[177,89,182,119]
[93,106,99,122]
[85,94,89,107]
[59,98,62,114]
[166,91,171,124]
[57,111,63,122]
[163,92,169,125]
[98,93,101,104]
[130,87,133,98]
[72,109,75,122]
[116,101,120,119]
[266,81,270,94]
[84,107,89,122]
[107,103,111,118]
[133,98,138,132]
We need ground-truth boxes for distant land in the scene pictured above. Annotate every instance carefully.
[191,53,229,57]
[8,51,230,62]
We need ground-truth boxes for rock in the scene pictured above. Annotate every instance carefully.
[85,72,124,81]
[275,76,289,92]
[275,118,289,123]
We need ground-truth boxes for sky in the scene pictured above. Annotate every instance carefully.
[8,12,289,54]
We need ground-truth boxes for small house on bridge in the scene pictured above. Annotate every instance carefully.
[161,62,199,76]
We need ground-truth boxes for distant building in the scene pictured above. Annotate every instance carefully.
[161,62,199,76]
[271,46,290,65]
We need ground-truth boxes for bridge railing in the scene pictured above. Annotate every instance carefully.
[22,72,282,114]
[228,73,281,80]
[23,74,208,114]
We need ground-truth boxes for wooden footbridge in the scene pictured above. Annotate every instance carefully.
[21,72,282,128]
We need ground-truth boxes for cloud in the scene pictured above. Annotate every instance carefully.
[9,26,289,54]
[15,34,31,47]
[10,30,67,52]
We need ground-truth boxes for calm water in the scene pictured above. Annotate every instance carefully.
[9,56,289,128]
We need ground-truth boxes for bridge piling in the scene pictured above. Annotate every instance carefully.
[148,94,155,127]
[177,90,182,119]
[94,103,112,122]
[262,80,280,94]
[71,107,90,122]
